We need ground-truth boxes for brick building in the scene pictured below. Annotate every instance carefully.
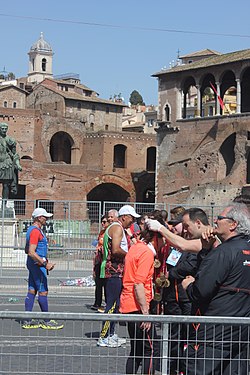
[0,33,156,217]
[153,49,250,205]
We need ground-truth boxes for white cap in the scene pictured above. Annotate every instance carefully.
[32,207,53,219]
[118,205,140,218]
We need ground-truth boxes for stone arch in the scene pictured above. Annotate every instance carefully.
[87,182,130,202]
[218,133,236,178]
[181,76,197,119]
[86,182,130,223]
[49,131,74,164]
[241,67,250,113]
[182,75,196,92]
[220,70,236,115]
[200,73,216,117]
[220,70,236,96]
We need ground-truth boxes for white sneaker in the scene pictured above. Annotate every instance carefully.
[97,336,122,348]
[111,333,126,345]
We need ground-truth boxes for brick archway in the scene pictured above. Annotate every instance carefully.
[86,174,135,201]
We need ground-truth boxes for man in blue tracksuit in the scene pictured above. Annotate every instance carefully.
[22,207,63,330]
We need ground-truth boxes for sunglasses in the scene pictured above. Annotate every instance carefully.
[217,215,234,221]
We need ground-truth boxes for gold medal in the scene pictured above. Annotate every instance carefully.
[162,279,170,288]
[154,259,161,268]
[159,273,166,282]
[155,277,163,287]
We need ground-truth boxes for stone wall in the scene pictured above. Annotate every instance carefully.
[0,107,156,206]
[156,114,250,205]
[0,87,27,109]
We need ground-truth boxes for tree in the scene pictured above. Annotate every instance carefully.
[8,72,15,80]
[129,90,145,106]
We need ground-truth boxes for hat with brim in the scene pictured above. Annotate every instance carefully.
[32,207,53,219]
[118,205,140,218]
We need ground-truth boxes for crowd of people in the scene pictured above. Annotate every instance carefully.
[23,200,250,375]
[91,201,250,375]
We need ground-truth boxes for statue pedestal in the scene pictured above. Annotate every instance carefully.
[0,208,15,219]
[0,204,26,268]
[0,199,15,218]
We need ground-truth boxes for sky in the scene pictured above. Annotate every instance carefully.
[1,0,250,105]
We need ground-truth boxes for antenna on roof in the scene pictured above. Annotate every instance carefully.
[176,48,181,66]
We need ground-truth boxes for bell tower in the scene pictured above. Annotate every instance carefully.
[27,32,53,84]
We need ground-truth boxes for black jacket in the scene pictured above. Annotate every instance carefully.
[187,234,250,318]
[164,251,197,303]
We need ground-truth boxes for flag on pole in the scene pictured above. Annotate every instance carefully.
[210,82,224,109]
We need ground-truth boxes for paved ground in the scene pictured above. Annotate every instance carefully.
[0,289,163,375]
[0,293,129,375]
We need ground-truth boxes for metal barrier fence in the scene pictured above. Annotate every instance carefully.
[0,199,226,288]
[0,312,248,375]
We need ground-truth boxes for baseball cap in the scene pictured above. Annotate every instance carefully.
[32,207,53,219]
[118,205,140,218]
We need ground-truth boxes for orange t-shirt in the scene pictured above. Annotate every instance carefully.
[120,241,154,313]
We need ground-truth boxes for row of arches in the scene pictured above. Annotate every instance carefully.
[49,131,157,171]
[20,130,250,183]
[162,67,250,121]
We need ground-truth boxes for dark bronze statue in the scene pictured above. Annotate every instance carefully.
[0,122,22,201]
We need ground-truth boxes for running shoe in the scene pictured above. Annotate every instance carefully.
[90,305,99,311]
[111,333,126,345]
[97,335,122,348]
[97,307,105,313]
[39,320,64,330]
[22,319,40,329]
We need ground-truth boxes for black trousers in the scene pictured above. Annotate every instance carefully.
[185,342,248,375]
[126,311,157,375]
[164,300,191,374]
[93,264,106,307]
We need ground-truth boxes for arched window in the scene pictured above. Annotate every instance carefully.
[42,58,47,72]
[89,113,95,124]
[3,101,7,108]
[50,132,74,164]
[113,144,127,168]
[165,104,170,121]
[200,74,216,117]
[13,102,17,108]
[146,147,156,171]
[182,76,197,118]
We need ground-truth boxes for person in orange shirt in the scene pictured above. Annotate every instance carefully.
[120,227,157,375]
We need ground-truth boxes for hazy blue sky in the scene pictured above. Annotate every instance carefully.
[1,0,250,104]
